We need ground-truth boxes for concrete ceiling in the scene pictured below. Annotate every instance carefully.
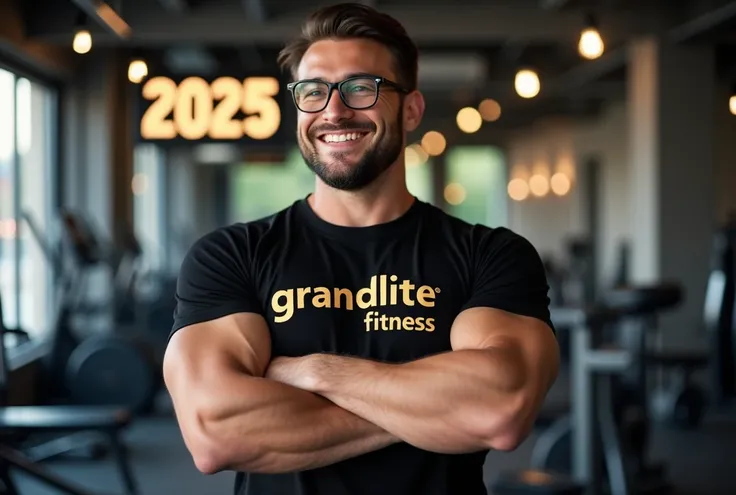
[15,0,736,130]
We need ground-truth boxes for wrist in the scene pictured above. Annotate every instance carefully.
[305,353,338,394]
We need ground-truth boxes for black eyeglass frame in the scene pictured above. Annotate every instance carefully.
[286,75,410,113]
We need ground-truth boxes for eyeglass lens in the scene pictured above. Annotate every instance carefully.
[293,77,378,112]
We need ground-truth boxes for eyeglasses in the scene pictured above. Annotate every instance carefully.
[286,75,409,113]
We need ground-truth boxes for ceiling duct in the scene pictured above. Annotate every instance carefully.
[418,53,487,90]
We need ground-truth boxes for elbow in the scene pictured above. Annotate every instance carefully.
[185,421,230,475]
[478,392,536,452]
[183,412,256,475]
[191,448,223,475]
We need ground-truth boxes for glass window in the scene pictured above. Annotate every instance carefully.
[133,144,166,271]
[444,146,508,228]
[17,77,56,338]
[0,67,57,341]
[0,69,17,329]
[229,148,318,223]
[406,160,432,203]
[230,149,435,222]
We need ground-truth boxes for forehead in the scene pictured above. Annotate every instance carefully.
[296,38,397,82]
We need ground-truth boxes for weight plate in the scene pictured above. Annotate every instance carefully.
[66,336,157,414]
[531,415,572,474]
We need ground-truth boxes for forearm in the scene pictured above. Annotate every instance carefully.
[308,349,531,453]
[196,374,398,473]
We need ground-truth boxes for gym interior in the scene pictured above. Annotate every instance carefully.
[1,0,736,494]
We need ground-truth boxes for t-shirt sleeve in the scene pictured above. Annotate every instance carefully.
[170,227,264,339]
[461,227,554,332]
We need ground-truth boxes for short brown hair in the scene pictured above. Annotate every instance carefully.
[277,3,419,90]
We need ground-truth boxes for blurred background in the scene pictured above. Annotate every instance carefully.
[0,0,736,494]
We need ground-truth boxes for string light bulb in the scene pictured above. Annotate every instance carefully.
[730,84,736,116]
[578,15,604,60]
[73,29,92,54]
[515,69,540,99]
[128,60,148,84]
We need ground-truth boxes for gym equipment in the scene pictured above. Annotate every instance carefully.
[23,210,161,415]
[646,220,736,427]
[705,217,736,406]
[492,305,625,495]
[493,290,685,495]
[0,292,139,494]
[83,218,177,364]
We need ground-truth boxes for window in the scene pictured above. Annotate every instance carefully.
[229,149,436,222]
[133,144,166,271]
[229,148,314,223]
[0,69,15,328]
[406,160,433,203]
[444,146,508,227]
[0,67,57,340]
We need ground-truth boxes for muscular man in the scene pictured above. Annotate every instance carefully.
[164,3,560,494]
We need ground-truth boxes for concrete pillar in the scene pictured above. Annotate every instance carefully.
[627,37,716,347]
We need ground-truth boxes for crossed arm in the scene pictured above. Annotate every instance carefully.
[164,307,559,475]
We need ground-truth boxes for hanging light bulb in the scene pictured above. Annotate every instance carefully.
[578,14,604,60]
[128,59,148,84]
[515,69,540,99]
[730,84,736,116]
[73,29,92,54]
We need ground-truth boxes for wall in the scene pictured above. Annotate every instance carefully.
[61,51,134,327]
[505,101,629,288]
[573,100,629,288]
[715,80,736,223]
[506,78,736,349]
[505,118,586,263]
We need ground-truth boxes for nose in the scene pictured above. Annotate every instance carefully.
[321,89,355,123]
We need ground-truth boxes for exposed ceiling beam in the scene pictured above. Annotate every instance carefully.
[155,0,189,13]
[67,0,131,38]
[668,0,736,43]
[32,4,646,45]
[242,0,268,23]
[539,0,574,10]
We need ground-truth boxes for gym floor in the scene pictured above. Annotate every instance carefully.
[11,389,736,495]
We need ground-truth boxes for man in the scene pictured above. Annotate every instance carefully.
[163,3,560,495]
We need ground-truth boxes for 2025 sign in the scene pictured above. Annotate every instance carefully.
[138,76,282,142]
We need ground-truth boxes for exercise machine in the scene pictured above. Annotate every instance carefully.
[22,210,161,415]
[0,292,139,495]
[704,217,736,407]
[80,217,176,366]
[492,305,621,495]
[492,285,683,495]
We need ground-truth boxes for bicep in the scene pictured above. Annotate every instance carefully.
[450,307,559,383]
[164,312,272,382]
[163,312,272,420]
[163,313,271,461]
[452,228,559,384]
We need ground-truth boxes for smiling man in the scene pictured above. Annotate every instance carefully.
[163,3,560,495]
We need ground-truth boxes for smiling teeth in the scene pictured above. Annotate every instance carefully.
[323,133,364,143]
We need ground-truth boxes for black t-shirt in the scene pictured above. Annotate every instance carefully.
[170,197,553,495]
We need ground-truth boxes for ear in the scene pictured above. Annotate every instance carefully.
[402,90,425,132]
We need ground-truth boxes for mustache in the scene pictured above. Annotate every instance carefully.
[309,122,376,139]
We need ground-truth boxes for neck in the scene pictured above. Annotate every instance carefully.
[308,162,415,227]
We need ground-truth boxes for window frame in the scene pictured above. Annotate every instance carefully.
[0,56,63,369]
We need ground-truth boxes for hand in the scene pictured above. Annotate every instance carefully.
[265,355,320,391]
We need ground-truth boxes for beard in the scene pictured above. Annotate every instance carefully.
[298,108,404,191]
